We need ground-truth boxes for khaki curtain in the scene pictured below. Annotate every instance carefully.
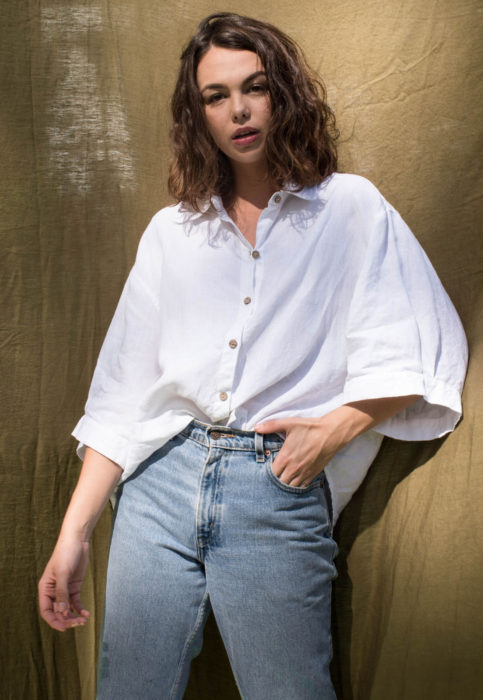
[1,0,482,698]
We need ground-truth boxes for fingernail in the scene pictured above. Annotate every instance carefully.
[56,602,67,613]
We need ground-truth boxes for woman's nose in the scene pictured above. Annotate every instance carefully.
[231,95,250,123]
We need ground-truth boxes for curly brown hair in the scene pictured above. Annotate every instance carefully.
[168,13,338,209]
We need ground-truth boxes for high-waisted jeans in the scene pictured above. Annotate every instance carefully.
[97,420,338,699]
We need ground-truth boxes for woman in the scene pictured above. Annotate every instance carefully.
[38,13,467,699]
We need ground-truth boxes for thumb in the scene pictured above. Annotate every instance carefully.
[53,580,70,617]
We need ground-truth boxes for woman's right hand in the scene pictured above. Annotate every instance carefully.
[38,537,91,632]
[38,447,123,631]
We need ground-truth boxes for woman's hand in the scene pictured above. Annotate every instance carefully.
[254,415,346,487]
[38,537,91,631]
[255,395,421,487]
[38,447,123,632]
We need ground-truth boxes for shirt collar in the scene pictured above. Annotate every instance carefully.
[186,182,322,220]
[282,183,320,201]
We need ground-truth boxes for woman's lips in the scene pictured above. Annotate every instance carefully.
[231,129,260,146]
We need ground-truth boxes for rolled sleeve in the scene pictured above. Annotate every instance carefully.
[72,220,163,465]
[344,203,468,440]
[72,415,131,469]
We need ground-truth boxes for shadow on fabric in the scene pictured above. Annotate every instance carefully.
[331,435,448,699]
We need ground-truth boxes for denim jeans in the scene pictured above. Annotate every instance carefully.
[97,420,338,699]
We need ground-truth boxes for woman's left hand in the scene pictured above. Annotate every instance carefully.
[254,395,422,487]
[254,415,346,487]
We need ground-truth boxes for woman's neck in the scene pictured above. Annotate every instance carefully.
[228,160,277,210]
[223,161,278,247]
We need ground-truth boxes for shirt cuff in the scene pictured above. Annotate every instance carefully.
[72,415,129,471]
[342,372,463,440]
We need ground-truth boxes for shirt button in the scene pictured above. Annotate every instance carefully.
[274,194,281,203]
[243,296,252,305]
[251,250,260,259]
[219,391,228,401]
[229,339,238,349]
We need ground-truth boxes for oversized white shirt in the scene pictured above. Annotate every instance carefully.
[73,173,468,522]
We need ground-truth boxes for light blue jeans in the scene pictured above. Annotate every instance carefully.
[97,420,338,699]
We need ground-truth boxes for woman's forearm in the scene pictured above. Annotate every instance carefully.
[59,446,123,542]
[321,394,422,448]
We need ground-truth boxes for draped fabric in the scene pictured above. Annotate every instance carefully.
[1,1,481,698]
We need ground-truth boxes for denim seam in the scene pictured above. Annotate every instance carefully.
[168,589,211,700]
[195,444,212,561]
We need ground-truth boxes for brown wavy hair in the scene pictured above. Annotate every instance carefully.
[168,13,338,209]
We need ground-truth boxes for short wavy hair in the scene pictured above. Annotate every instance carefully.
[168,13,338,209]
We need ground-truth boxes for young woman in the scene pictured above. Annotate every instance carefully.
[38,13,467,699]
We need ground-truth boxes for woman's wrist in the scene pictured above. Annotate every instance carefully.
[57,447,123,544]
[58,520,95,544]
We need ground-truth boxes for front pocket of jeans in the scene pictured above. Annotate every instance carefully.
[265,451,324,494]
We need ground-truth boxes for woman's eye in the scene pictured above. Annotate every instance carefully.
[206,93,224,104]
[249,83,268,93]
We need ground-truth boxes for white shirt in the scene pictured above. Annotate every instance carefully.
[73,173,468,522]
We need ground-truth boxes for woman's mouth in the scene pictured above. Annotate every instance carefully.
[231,128,260,146]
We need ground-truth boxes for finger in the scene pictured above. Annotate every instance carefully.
[254,419,293,434]
[38,578,66,631]
[63,611,89,628]
[70,591,90,618]
[271,454,304,485]
[53,579,71,619]
[39,600,67,631]
[53,606,88,629]
[272,447,311,485]
[39,596,69,631]
[270,449,288,478]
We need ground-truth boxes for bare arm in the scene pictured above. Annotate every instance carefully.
[255,395,421,487]
[38,447,123,631]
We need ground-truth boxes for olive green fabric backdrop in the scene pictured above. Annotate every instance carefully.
[1,0,482,698]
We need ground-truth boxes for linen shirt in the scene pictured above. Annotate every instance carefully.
[72,173,468,522]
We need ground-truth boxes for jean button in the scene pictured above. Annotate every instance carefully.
[211,432,221,440]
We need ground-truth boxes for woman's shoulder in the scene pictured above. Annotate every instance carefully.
[148,201,191,228]
[304,174,390,232]
[318,172,387,206]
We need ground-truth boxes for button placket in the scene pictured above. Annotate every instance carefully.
[211,216,264,422]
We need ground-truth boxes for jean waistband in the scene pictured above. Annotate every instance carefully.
[180,419,284,461]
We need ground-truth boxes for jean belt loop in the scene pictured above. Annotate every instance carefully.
[255,431,265,463]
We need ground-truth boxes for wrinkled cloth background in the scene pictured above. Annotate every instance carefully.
[1,0,482,698]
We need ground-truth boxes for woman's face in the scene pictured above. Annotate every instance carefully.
[197,46,271,168]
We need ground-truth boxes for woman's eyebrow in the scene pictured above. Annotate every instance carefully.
[200,70,267,93]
